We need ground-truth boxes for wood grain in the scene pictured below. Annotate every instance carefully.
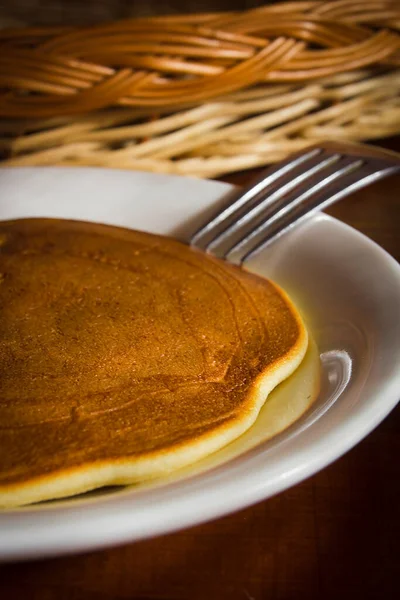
[0,138,399,600]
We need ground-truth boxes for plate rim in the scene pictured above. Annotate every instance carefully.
[0,167,399,561]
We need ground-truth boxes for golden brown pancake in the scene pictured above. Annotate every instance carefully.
[0,218,308,508]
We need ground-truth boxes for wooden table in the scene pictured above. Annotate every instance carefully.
[1,139,399,600]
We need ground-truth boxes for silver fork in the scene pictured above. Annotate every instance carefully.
[190,141,400,265]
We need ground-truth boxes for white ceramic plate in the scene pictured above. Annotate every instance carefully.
[0,167,399,562]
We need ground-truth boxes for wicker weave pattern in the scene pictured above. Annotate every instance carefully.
[0,0,399,117]
[1,0,400,178]
[3,68,399,177]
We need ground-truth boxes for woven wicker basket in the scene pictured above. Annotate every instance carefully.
[1,0,400,178]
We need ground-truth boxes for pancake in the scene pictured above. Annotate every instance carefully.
[0,218,308,508]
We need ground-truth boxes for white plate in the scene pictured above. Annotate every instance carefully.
[0,167,399,562]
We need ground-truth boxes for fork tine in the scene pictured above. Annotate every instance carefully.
[190,147,322,250]
[190,141,400,267]
[228,162,399,265]
[206,152,342,256]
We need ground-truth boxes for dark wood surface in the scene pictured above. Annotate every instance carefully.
[0,139,399,599]
[2,1,264,27]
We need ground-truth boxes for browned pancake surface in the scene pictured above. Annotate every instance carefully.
[0,219,305,500]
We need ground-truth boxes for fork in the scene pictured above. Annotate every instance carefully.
[190,141,400,265]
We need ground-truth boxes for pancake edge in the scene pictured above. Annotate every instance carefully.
[0,282,309,509]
